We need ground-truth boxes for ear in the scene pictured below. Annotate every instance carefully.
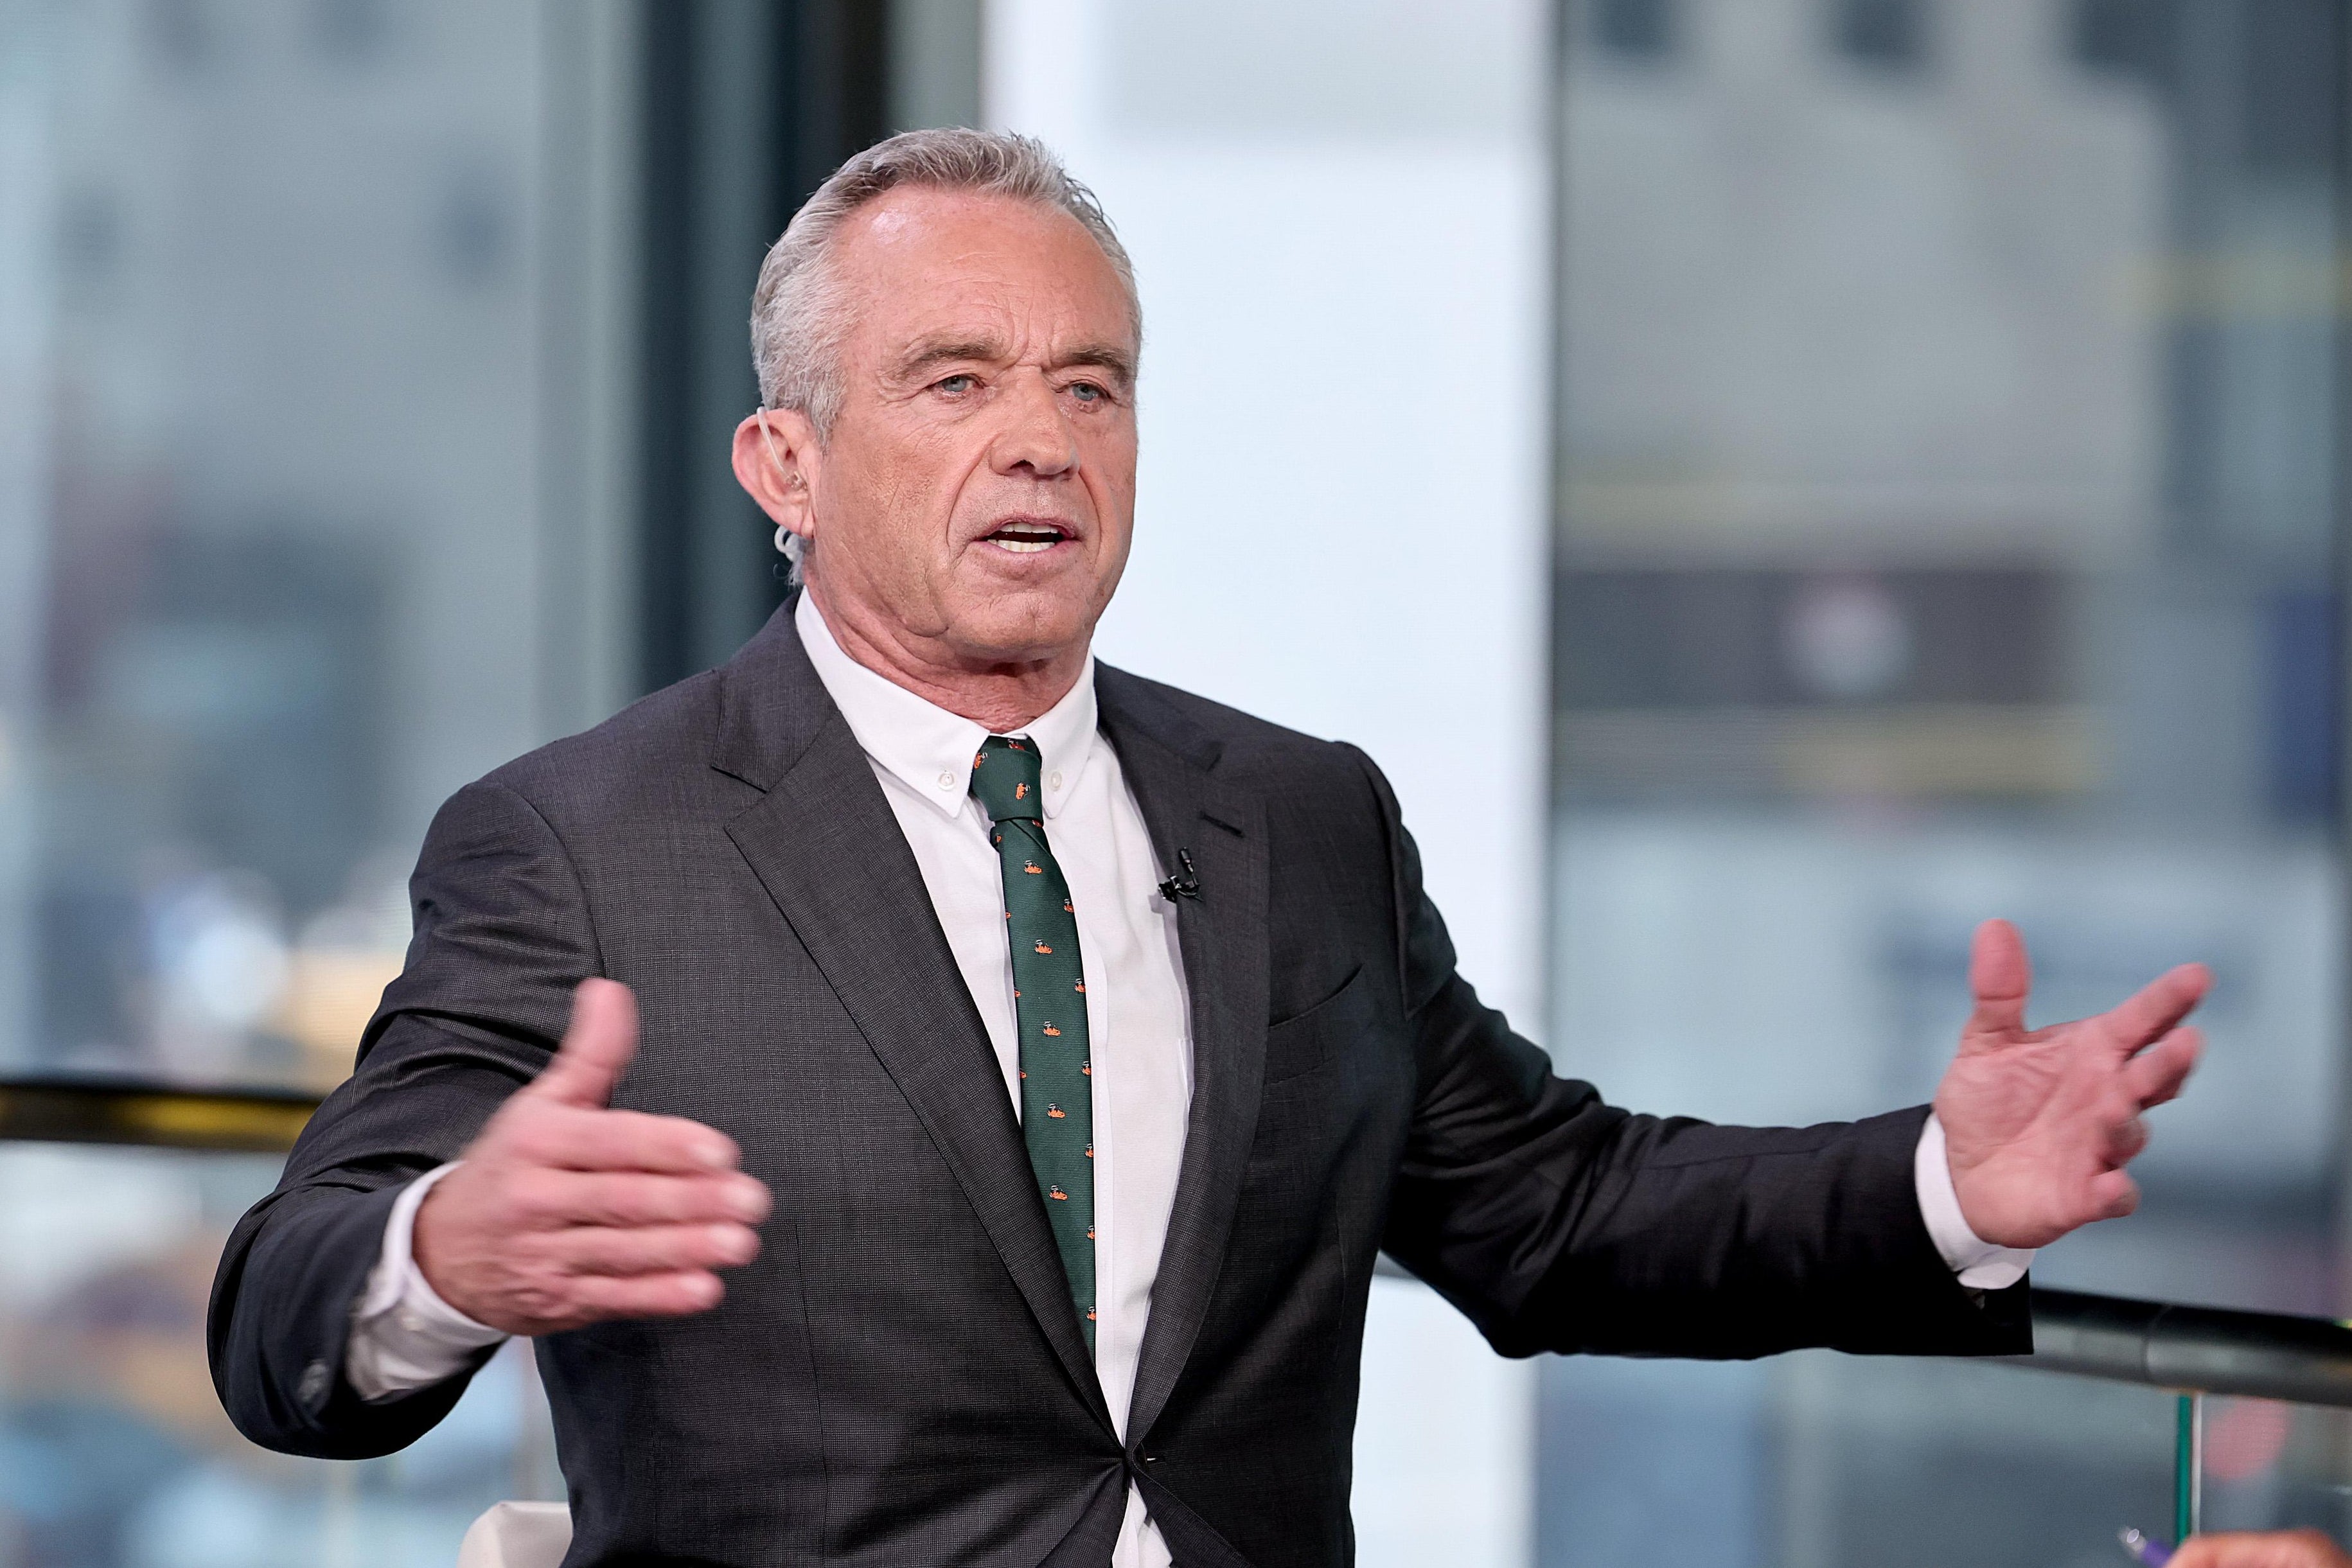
[731,407,821,550]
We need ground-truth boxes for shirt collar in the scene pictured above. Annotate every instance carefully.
[794,592,1099,822]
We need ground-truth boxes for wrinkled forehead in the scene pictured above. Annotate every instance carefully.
[831,188,1138,367]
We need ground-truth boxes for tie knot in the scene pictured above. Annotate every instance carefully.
[969,735,1045,823]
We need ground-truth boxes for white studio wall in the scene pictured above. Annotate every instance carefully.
[986,3,1552,1563]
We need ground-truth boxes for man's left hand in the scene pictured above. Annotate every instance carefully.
[1935,919,2209,1250]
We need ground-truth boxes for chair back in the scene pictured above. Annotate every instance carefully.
[456,1500,572,1568]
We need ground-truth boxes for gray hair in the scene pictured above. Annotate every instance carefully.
[750,128,1140,440]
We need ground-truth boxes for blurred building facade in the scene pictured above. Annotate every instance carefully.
[0,1,2348,1566]
[1546,0,2352,1564]
[0,3,894,1562]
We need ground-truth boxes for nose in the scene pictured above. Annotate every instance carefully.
[988,370,1079,479]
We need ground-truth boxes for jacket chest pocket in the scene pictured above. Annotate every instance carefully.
[1262,965,1366,1086]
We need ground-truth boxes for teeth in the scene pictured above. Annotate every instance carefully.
[988,523,1064,554]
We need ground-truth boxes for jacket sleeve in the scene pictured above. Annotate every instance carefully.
[1349,748,2030,1361]
[207,778,601,1458]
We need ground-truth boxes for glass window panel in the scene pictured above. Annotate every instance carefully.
[0,0,615,1094]
[1549,0,2348,1561]
[0,3,606,1547]
[0,1141,560,1567]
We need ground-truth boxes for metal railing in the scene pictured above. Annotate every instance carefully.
[0,1075,321,1152]
[2017,1289,2352,1542]
[2026,1289,2352,1408]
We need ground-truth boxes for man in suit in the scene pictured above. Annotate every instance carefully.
[209,129,2209,1567]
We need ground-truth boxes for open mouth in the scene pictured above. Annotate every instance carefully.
[984,519,1072,555]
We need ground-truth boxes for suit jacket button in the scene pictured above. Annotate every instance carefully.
[298,1359,332,1407]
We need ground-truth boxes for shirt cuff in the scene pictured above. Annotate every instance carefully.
[1914,1112,2035,1291]
[345,1163,509,1403]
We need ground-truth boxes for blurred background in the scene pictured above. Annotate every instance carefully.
[0,0,2346,1564]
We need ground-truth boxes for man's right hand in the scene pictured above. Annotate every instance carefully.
[412,978,771,1335]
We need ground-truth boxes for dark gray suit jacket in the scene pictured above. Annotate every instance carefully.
[208,597,2026,1567]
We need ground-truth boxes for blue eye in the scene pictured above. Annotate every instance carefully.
[1069,382,1104,403]
[935,374,977,395]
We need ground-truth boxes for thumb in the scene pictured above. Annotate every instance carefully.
[1965,919,2031,1039]
[527,978,640,1108]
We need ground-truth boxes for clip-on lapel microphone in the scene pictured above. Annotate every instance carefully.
[1157,848,1202,902]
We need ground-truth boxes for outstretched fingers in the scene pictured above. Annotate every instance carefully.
[2125,1026,2204,1110]
[551,1220,762,1278]
[2087,1167,2141,1222]
[521,1168,768,1229]
[562,1270,726,1325]
[511,1105,741,1174]
[2101,1113,2150,1167]
[2101,963,2212,1057]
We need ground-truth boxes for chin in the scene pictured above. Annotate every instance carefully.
[951,596,1095,667]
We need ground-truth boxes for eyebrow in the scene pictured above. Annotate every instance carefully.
[890,334,1137,391]
[1056,342,1138,388]
[894,336,1004,380]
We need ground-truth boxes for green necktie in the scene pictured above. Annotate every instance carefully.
[969,735,1097,1352]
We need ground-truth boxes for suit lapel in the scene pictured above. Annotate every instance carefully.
[1096,669,1271,1449]
[713,605,1112,1429]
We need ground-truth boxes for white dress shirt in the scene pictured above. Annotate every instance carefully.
[345,593,2026,1564]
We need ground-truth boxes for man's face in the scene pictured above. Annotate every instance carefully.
[797,188,1138,669]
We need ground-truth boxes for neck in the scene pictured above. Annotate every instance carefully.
[804,581,1086,733]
